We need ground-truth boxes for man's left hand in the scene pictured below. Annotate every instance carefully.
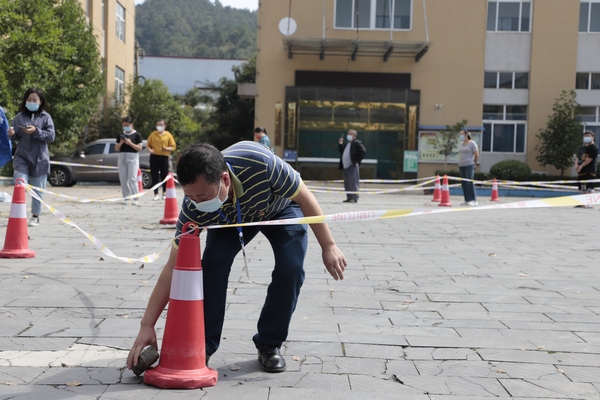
[322,245,347,280]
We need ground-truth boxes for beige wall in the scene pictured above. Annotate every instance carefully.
[78,0,136,109]
[527,0,579,173]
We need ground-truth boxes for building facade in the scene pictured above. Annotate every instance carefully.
[79,0,136,108]
[255,0,600,179]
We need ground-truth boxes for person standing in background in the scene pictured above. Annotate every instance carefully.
[575,131,598,209]
[147,119,176,200]
[338,129,366,203]
[7,88,55,226]
[254,127,272,151]
[457,129,479,206]
[115,116,143,205]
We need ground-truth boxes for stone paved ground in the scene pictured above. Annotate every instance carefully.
[0,183,599,399]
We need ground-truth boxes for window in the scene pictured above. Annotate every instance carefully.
[576,72,600,89]
[484,71,529,89]
[579,2,600,32]
[487,1,531,32]
[115,66,125,103]
[482,105,527,153]
[83,143,106,156]
[116,2,125,41]
[335,0,412,30]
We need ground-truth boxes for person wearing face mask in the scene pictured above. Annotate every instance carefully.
[457,129,479,206]
[575,131,598,208]
[7,88,55,227]
[127,141,348,375]
[115,116,143,205]
[147,119,176,200]
[338,129,366,203]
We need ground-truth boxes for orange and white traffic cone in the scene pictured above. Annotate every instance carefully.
[490,178,500,202]
[160,173,178,225]
[438,175,452,207]
[431,175,441,202]
[137,168,143,193]
[144,222,218,389]
[0,179,35,258]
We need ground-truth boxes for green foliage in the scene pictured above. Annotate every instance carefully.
[0,0,104,152]
[536,90,583,176]
[127,79,185,138]
[135,0,257,59]
[433,119,468,170]
[87,98,128,143]
[201,57,256,150]
[489,160,532,181]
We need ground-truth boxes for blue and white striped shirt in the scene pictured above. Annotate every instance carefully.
[175,141,302,243]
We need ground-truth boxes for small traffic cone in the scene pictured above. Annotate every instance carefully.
[160,173,178,225]
[137,168,143,193]
[438,175,452,207]
[144,222,218,389]
[490,178,500,202]
[431,175,441,202]
[0,179,35,258]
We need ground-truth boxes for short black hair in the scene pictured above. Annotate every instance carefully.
[19,88,47,114]
[254,127,267,135]
[177,143,227,186]
[122,116,134,124]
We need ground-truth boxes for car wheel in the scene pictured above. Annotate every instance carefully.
[142,171,152,189]
[66,180,78,187]
[49,167,71,187]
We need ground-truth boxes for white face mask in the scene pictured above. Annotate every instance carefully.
[459,135,465,142]
[583,136,592,144]
[156,126,165,133]
[189,181,227,213]
[347,135,354,141]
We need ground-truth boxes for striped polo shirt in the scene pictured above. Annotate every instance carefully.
[175,141,302,243]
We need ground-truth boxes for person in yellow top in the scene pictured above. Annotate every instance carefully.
[147,119,176,200]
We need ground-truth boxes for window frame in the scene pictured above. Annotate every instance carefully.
[482,104,528,153]
[579,1,600,33]
[576,72,600,90]
[334,0,413,31]
[115,66,125,103]
[484,71,529,89]
[486,1,531,32]
[116,1,125,42]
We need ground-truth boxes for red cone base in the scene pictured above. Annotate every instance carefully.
[0,179,35,258]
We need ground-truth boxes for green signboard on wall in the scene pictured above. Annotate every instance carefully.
[403,150,418,173]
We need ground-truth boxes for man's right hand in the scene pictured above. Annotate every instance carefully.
[126,325,158,370]
[338,137,343,145]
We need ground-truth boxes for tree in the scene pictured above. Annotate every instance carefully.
[0,0,104,152]
[433,120,468,170]
[201,57,256,150]
[127,78,185,138]
[536,90,583,176]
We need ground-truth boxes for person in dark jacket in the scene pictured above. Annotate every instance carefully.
[338,129,366,203]
[7,88,55,227]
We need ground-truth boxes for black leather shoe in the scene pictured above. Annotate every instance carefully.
[343,199,357,203]
[257,345,286,373]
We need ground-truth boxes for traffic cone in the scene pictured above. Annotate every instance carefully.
[0,179,35,258]
[431,175,441,202]
[438,175,452,207]
[160,173,178,225]
[144,222,218,389]
[137,168,143,193]
[490,178,500,202]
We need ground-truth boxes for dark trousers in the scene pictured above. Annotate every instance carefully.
[202,203,308,355]
[150,154,169,195]
[343,164,360,201]
[459,165,477,202]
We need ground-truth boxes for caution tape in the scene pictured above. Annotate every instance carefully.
[30,175,171,203]
[50,160,150,173]
[207,193,600,229]
[307,178,437,194]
